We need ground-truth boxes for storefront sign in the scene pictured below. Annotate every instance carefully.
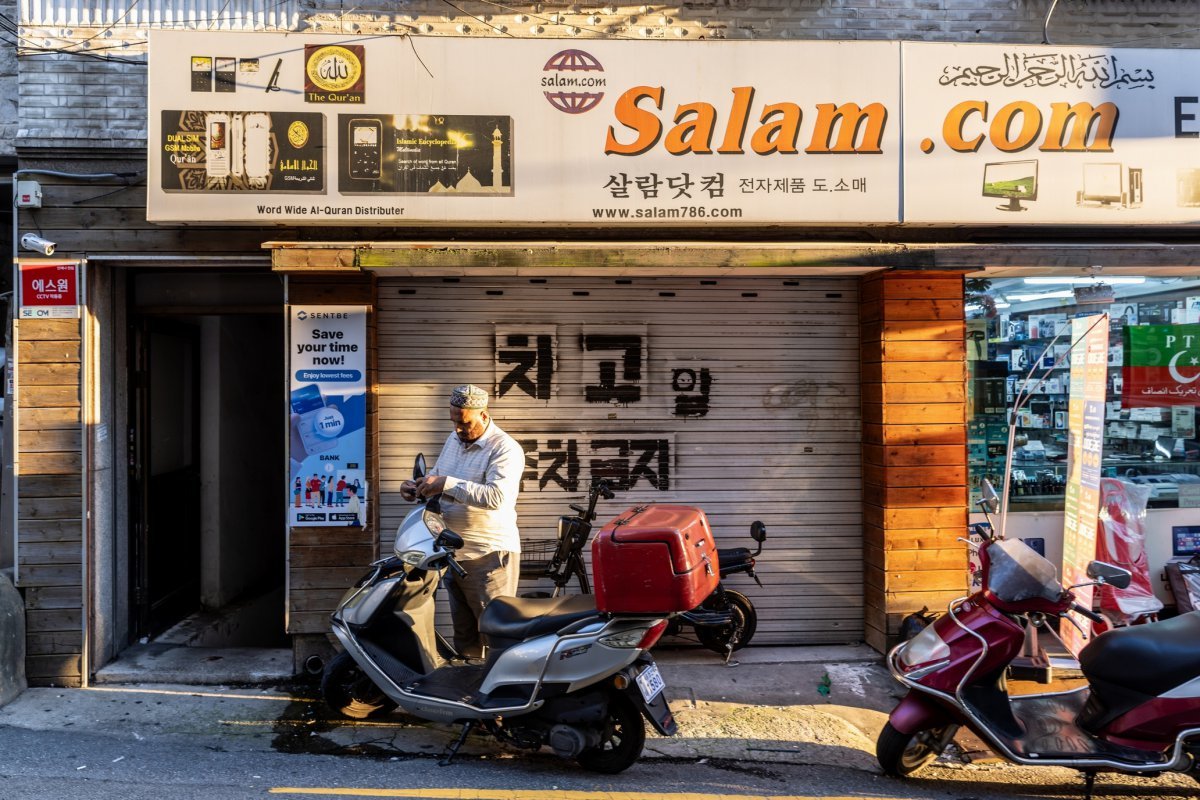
[1121,324,1200,407]
[1061,314,1110,654]
[288,306,368,527]
[905,43,1200,224]
[149,34,1200,227]
[147,31,902,225]
[18,261,80,319]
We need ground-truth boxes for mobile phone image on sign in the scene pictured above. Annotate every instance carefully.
[205,113,230,178]
[191,57,213,91]
[244,113,272,182]
[290,384,338,457]
[348,118,382,180]
[215,57,237,92]
[230,113,245,179]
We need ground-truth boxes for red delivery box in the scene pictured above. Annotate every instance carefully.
[591,504,719,614]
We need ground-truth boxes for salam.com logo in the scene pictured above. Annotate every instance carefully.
[542,49,606,114]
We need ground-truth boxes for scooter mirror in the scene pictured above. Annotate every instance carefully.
[414,453,427,480]
[1086,560,1133,590]
[436,530,464,551]
[979,480,1001,514]
[750,521,767,543]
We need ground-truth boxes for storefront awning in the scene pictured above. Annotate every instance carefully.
[263,240,1200,276]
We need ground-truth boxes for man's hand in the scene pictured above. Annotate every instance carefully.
[416,475,447,498]
[400,480,419,502]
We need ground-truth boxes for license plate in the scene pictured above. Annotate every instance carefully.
[635,663,665,703]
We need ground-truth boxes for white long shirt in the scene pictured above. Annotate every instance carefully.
[434,420,524,559]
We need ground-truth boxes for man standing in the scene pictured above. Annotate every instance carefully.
[401,385,524,659]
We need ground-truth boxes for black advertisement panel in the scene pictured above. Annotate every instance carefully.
[160,110,326,193]
[337,114,514,196]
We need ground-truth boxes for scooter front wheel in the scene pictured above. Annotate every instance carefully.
[576,691,645,774]
[321,651,398,720]
[876,721,952,778]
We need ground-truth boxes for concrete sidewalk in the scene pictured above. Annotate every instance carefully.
[0,644,899,772]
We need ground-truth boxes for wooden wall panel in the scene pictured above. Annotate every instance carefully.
[14,316,84,687]
[285,274,378,635]
[860,271,968,652]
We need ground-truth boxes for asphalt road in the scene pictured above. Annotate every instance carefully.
[2,723,1198,800]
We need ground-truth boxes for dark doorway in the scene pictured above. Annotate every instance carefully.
[127,272,285,647]
[129,319,202,637]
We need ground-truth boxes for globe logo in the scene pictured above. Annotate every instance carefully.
[542,49,606,115]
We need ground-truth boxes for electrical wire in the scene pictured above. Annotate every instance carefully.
[0,12,145,61]
[72,175,147,206]
[1042,0,1059,45]
[54,0,142,52]
[407,34,434,79]
[439,0,515,37]
[0,0,295,60]
[470,0,640,40]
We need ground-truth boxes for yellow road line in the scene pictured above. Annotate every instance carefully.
[87,686,314,702]
[268,792,876,800]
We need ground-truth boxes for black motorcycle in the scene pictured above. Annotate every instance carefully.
[525,480,767,662]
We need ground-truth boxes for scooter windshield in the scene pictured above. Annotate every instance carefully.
[986,538,1063,603]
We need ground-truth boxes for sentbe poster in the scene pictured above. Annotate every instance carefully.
[288,305,368,527]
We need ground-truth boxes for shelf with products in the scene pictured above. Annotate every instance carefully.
[967,279,1200,512]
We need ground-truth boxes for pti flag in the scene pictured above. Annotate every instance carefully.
[1122,324,1200,407]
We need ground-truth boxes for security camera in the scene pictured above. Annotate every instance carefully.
[20,234,56,256]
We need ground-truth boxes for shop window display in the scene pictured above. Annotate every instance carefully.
[966,276,1200,511]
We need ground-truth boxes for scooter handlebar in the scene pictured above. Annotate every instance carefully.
[1070,602,1105,625]
[446,555,468,579]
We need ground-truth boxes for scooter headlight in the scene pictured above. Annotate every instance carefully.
[898,623,951,669]
[399,550,425,566]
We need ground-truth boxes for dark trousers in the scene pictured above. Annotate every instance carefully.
[445,550,519,658]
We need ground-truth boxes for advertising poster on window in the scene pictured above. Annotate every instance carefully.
[904,43,1200,224]
[1121,323,1200,407]
[288,306,368,527]
[147,31,902,225]
[1061,314,1110,654]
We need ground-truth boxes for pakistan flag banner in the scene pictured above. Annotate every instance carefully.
[1122,324,1200,408]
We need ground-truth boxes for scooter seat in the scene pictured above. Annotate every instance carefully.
[1079,611,1200,697]
[479,593,599,643]
[716,547,752,568]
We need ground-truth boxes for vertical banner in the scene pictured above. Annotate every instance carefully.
[1061,314,1110,654]
[288,306,368,527]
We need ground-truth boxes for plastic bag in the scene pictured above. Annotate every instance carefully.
[1096,478,1163,624]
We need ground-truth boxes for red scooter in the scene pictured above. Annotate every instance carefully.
[879,482,1200,793]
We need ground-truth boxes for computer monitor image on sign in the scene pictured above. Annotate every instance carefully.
[1077,163,1142,208]
[982,159,1038,212]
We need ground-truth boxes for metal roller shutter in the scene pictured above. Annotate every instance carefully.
[377,275,863,644]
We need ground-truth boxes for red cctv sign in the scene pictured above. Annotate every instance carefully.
[19,262,79,318]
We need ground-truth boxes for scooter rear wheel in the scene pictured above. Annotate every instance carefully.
[321,651,398,720]
[576,692,645,774]
[876,721,950,778]
[694,590,757,654]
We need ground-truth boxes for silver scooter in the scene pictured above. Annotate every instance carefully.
[321,455,678,773]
